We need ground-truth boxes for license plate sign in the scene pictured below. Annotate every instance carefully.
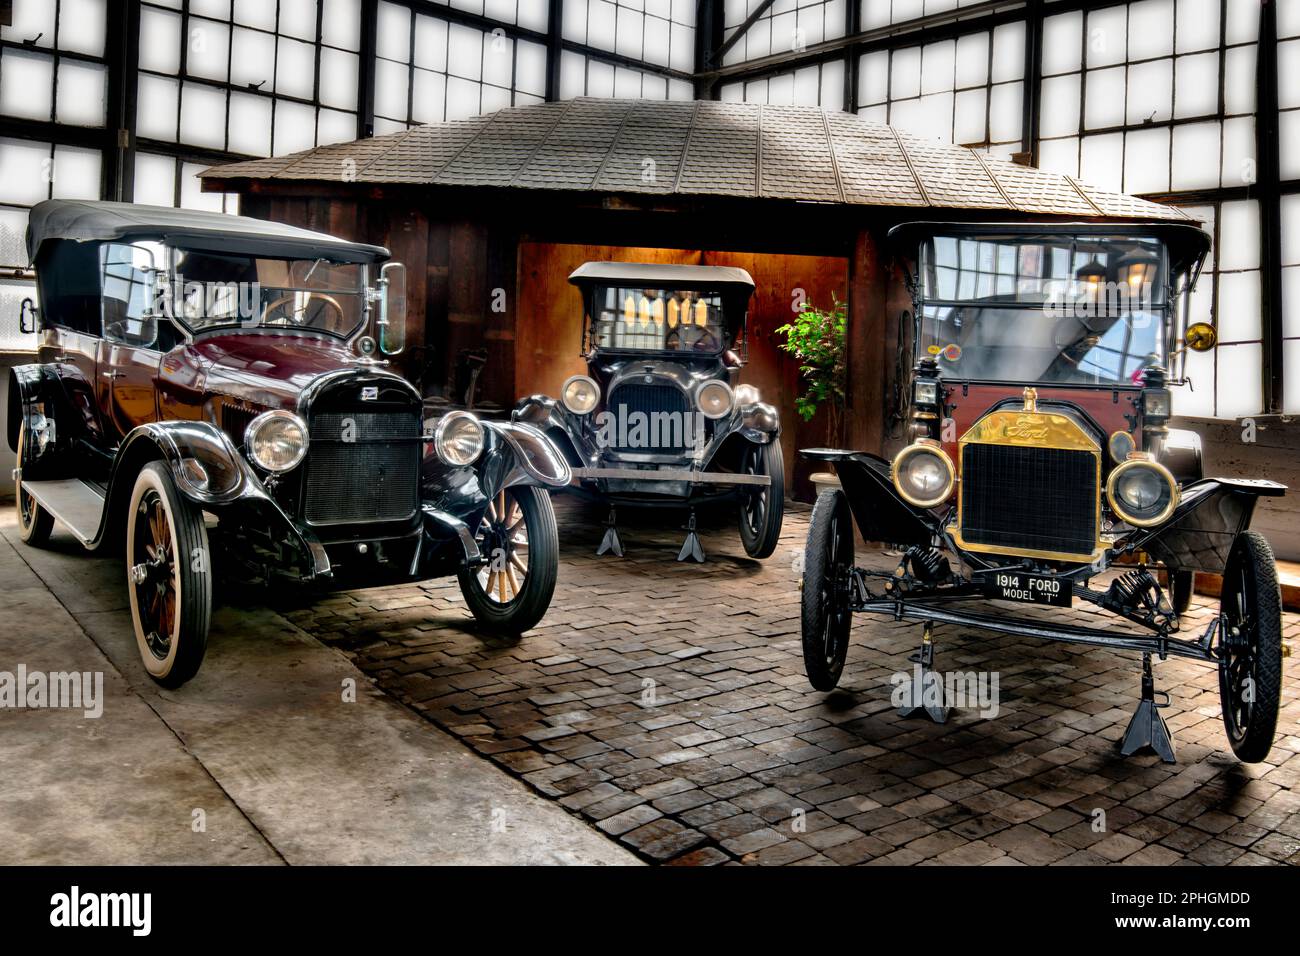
[985,571,1072,607]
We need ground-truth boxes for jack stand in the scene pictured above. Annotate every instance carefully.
[676,510,705,563]
[1118,653,1176,763]
[596,507,624,557]
[897,623,949,724]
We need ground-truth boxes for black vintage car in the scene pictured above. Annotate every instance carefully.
[512,262,784,562]
[11,200,570,687]
[799,221,1287,764]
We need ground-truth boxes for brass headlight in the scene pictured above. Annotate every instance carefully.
[1107,456,1179,526]
[891,440,955,508]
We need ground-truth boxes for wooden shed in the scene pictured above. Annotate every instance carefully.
[201,97,1190,496]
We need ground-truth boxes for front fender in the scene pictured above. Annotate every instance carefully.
[801,448,934,547]
[1130,477,1286,574]
[736,400,780,444]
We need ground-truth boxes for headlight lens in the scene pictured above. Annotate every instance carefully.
[245,410,309,473]
[1107,457,1179,526]
[913,380,939,406]
[1108,430,1136,464]
[434,410,485,466]
[1142,388,1172,419]
[891,441,955,508]
[696,381,734,419]
[561,375,600,415]
[734,383,760,405]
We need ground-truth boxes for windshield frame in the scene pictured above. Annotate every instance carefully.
[911,231,1175,390]
[159,244,373,341]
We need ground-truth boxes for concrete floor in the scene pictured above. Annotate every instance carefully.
[0,510,637,866]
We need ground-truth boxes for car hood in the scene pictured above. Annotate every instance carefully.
[170,332,383,410]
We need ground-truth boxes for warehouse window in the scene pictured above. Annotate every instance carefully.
[567,0,696,74]
[559,50,694,100]
[857,24,1025,159]
[137,0,360,157]
[720,0,845,68]
[373,0,548,130]
[719,60,845,110]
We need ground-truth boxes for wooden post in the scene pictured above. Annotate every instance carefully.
[846,227,888,456]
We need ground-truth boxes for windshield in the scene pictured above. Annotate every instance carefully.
[590,286,728,353]
[918,234,1169,386]
[165,248,367,338]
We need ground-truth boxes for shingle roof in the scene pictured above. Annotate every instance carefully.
[200,98,1189,222]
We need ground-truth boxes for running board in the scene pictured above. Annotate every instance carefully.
[21,479,106,546]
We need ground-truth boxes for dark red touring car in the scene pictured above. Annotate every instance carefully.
[12,200,570,687]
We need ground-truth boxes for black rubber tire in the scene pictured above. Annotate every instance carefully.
[126,462,212,688]
[801,488,855,692]
[1217,531,1283,763]
[458,485,558,635]
[14,422,55,547]
[738,437,785,559]
[1170,569,1195,615]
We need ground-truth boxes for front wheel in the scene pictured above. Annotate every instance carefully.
[801,489,854,691]
[1217,531,1282,763]
[458,486,558,635]
[15,422,54,547]
[737,437,784,559]
[126,462,212,688]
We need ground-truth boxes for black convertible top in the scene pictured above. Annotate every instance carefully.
[26,199,390,263]
[569,261,756,292]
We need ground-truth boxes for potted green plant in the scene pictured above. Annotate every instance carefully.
[776,296,847,493]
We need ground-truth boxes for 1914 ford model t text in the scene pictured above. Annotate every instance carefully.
[513,262,783,562]
[12,200,570,687]
[799,221,1286,763]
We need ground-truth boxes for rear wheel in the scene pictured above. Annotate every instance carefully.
[737,438,784,559]
[14,422,54,547]
[1217,531,1282,763]
[458,486,558,635]
[126,463,212,688]
[801,489,854,691]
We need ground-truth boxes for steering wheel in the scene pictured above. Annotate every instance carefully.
[261,292,345,329]
[666,324,720,353]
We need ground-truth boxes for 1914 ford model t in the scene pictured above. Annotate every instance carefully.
[513,262,783,562]
[11,200,569,687]
[800,221,1287,763]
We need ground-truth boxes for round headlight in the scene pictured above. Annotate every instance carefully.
[244,410,308,473]
[1107,457,1179,526]
[891,441,955,508]
[734,383,760,405]
[1108,430,1136,464]
[434,410,485,467]
[561,375,600,415]
[696,381,734,420]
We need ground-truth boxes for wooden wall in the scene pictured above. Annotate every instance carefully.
[515,241,849,491]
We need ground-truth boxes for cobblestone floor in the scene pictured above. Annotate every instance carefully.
[272,498,1300,866]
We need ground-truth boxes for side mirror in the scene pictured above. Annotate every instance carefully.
[378,262,406,355]
[1185,322,1217,352]
[19,297,38,335]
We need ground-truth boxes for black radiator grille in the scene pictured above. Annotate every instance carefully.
[302,409,421,526]
[605,382,695,455]
[960,443,1098,557]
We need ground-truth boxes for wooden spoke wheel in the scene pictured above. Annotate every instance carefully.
[458,485,558,635]
[126,463,211,687]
